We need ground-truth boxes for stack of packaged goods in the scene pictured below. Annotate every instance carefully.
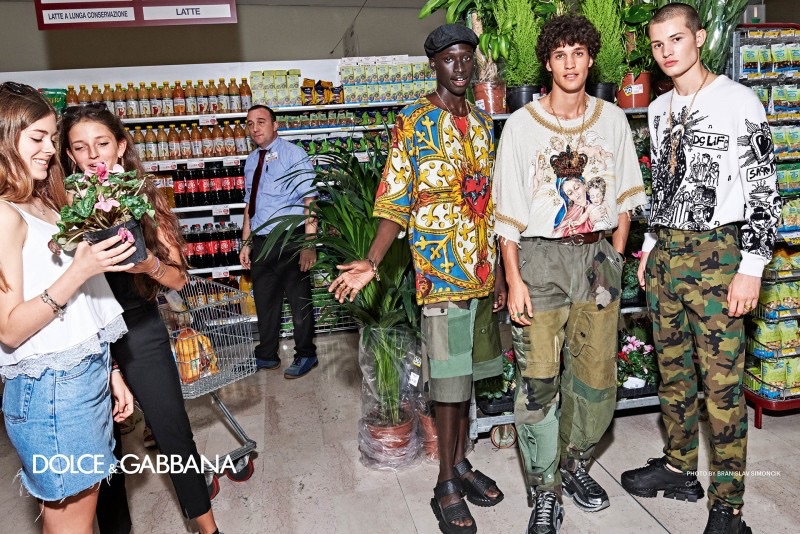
[339,55,436,104]
[250,69,304,108]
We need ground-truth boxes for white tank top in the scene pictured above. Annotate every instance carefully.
[0,201,127,379]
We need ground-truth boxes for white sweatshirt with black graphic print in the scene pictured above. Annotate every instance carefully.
[642,75,780,276]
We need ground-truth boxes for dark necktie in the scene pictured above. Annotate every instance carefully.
[248,148,268,219]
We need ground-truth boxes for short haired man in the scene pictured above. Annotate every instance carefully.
[620,4,780,534]
[329,24,506,534]
[493,14,647,534]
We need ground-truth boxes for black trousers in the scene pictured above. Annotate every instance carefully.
[96,304,211,534]
[251,228,316,361]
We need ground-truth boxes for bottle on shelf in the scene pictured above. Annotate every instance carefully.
[180,225,195,266]
[66,85,79,107]
[185,80,197,115]
[197,168,211,206]
[211,122,225,157]
[125,82,140,118]
[208,79,219,114]
[102,83,114,113]
[144,125,157,162]
[179,123,192,159]
[138,82,150,118]
[156,125,169,161]
[133,126,146,161]
[229,78,242,112]
[196,80,208,114]
[190,125,203,158]
[239,78,252,110]
[207,164,221,205]
[201,125,214,157]
[167,124,181,159]
[113,83,126,117]
[239,272,256,316]
[172,81,185,115]
[89,84,102,105]
[207,223,221,267]
[222,121,236,156]
[233,120,248,155]
[157,174,175,208]
[220,221,235,265]
[76,84,90,106]
[218,165,233,204]
[149,82,162,117]
[185,169,200,207]
[228,221,242,261]
[233,163,246,203]
[217,78,230,113]
[162,81,175,116]
[192,224,208,269]
[173,169,187,208]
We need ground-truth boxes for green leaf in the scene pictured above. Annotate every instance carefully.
[418,0,449,19]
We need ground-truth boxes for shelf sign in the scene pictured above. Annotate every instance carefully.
[198,115,218,126]
[142,161,159,173]
[222,157,240,167]
[210,268,229,279]
[212,205,230,216]
[34,0,237,30]
[187,159,205,170]
[158,160,178,171]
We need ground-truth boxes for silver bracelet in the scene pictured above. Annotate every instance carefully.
[366,258,380,282]
[41,289,66,319]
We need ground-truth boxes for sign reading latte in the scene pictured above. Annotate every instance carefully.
[34,0,237,30]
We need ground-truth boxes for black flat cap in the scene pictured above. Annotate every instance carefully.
[424,24,478,57]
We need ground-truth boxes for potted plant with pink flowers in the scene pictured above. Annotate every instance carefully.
[617,326,658,392]
[51,162,153,263]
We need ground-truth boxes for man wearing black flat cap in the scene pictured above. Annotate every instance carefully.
[329,23,506,534]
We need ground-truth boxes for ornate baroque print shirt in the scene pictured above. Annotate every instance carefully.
[374,97,496,305]
[493,96,647,242]
[642,75,780,276]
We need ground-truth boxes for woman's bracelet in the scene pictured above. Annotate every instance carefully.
[366,258,380,282]
[147,256,161,276]
[41,289,66,319]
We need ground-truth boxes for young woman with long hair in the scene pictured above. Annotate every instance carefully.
[60,103,220,534]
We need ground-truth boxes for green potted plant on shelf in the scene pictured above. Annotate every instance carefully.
[255,144,421,469]
[581,0,627,102]
[617,323,658,391]
[475,348,516,414]
[616,0,657,108]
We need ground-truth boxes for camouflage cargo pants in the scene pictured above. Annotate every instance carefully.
[513,237,622,491]
[646,225,747,509]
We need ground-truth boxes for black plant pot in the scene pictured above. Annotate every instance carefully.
[84,218,148,265]
[506,85,541,113]
[477,390,515,415]
[586,82,617,103]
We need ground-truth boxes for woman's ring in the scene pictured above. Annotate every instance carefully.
[516,312,523,318]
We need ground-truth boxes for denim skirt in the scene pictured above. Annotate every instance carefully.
[2,345,117,501]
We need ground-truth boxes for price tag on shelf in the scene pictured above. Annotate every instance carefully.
[212,205,230,216]
[222,157,240,167]
[199,115,217,126]
[142,161,158,173]
[187,159,205,170]
[158,161,177,171]
[210,268,229,279]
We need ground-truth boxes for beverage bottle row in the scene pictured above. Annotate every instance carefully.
[65,78,253,118]
[183,275,244,316]
[129,122,252,161]
[183,221,242,269]
[173,164,246,208]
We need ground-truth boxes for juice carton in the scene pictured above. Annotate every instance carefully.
[364,64,378,84]
[399,63,413,83]
[376,64,391,83]
[340,65,355,85]
[250,71,264,91]
[353,65,367,84]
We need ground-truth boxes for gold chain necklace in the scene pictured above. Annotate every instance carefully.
[550,96,589,153]
[668,69,710,176]
[436,89,470,118]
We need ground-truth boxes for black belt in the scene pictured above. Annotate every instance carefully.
[521,231,604,246]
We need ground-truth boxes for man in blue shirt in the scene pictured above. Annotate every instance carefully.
[239,105,318,378]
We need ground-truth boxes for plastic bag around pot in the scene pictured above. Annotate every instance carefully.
[357,326,422,470]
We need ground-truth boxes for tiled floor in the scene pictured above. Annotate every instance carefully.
[1,330,799,533]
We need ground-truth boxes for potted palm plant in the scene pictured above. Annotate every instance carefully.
[581,0,627,102]
[256,145,422,469]
[616,0,656,108]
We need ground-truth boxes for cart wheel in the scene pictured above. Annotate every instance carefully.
[226,456,255,482]
[207,475,220,499]
[490,424,517,449]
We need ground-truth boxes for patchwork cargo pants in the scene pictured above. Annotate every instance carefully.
[645,225,747,509]
[513,237,622,492]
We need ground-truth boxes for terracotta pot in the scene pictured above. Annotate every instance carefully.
[473,81,507,114]
[84,218,148,264]
[418,411,439,460]
[363,409,415,450]
[616,72,652,109]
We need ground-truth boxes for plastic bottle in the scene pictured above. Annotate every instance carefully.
[227,78,241,112]
[102,84,114,113]
[203,223,219,267]
[156,125,169,161]
[239,272,257,315]
[220,221,235,265]
[65,85,79,107]
[222,121,236,156]
[233,164,246,203]
[197,168,211,206]
[149,82,162,117]
[172,81,185,116]
[211,223,223,267]
[158,174,175,208]
[167,124,181,159]
[162,81,175,116]
[218,165,232,205]
[185,80,197,115]
[173,169,187,208]
[190,125,203,157]
[217,78,230,113]
[113,83,126,117]
[239,78,252,110]
[133,127,146,161]
[138,82,150,118]
[211,123,224,157]
[89,84,102,105]
[233,121,248,155]
[196,80,208,114]
[125,82,140,118]
[193,224,208,268]
[207,79,219,114]
[144,126,157,162]
[180,225,194,266]
[179,123,192,159]
[185,169,199,207]
[201,125,213,157]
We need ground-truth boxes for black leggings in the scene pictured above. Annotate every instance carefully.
[96,304,210,533]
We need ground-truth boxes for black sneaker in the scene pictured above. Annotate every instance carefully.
[704,502,752,534]
[620,457,705,502]
[560,460,610,512]
[527,491,564,534]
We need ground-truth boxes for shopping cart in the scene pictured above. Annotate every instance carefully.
[158,275,258,498]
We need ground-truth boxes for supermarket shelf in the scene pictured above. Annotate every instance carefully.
[188,264,244,275]
[142,155,246,171]
[279,124,387,136]
[763,269,800,283]
[752,304,800,321]
[173,203,245,214]
[744,380,800,429]
[747,337,800,360]
[472,412,514,435]
[615,395,660,410]
[623,107,649,116]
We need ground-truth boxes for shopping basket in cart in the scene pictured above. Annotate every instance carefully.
[158,275,258,497]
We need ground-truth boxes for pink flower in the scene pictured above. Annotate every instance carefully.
[644,345,654,353]
[111,164,125,173]
[632,251,643,259]
[95,193,120,212]
[87,162,110,184]
[117,226,134,243]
